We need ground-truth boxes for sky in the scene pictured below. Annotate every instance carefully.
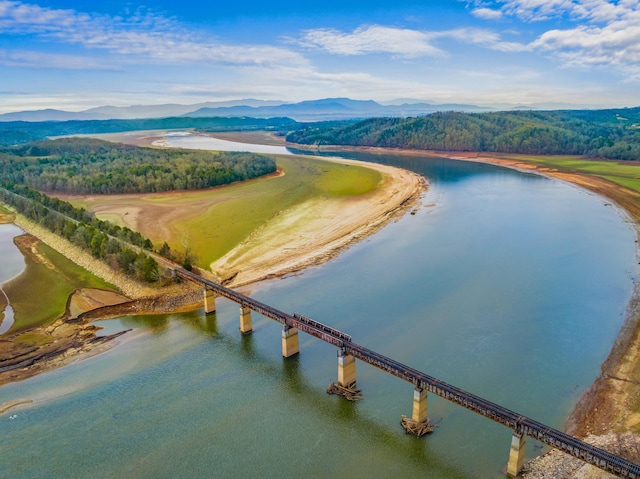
[1,0,640,113]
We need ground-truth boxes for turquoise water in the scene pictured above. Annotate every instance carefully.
[1,146,637,478]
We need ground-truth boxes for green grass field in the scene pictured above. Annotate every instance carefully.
[3,240,117,332]
[183,156,381,265]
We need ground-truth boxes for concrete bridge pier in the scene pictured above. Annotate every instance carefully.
[412,387,428,423]
[239,306,253,334]
[337,348,357,388]
[507,432,526,478]
[203,289,216,314]
[282,325,300,357]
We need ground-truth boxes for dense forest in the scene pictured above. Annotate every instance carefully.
[286,108,640,160]
[0,116,299,146]
[0,137,277,194]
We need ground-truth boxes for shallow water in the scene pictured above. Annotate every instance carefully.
[0,223,25,334]
[1,145,637,478]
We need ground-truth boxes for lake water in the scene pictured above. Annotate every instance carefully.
[160,132,292,155]
[1,137,637,478]
[0,223,24,334]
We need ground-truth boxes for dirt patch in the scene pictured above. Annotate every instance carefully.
[0,212,15,224]
[67,288,130,320]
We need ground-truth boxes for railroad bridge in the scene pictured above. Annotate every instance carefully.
[181,267,640,478]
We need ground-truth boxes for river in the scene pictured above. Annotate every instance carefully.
[0,136,637,478]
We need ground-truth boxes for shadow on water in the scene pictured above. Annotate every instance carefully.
[184,309,219,336]
[117,309,219,336]
[214,323,476,479]
[119,313,172,333]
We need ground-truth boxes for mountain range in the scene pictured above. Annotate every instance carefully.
[0,98,497,122]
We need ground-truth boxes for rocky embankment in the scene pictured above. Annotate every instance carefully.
[521,433,640,478]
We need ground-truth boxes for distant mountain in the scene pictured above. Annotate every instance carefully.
[84,99,286,120]
[0,98,494,123]
[0,108,112,122]
[0,99,287,122]
[183,97,493,121]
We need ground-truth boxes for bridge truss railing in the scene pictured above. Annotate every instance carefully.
[176,268,640,478]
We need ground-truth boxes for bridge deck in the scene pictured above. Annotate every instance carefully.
[176,268,640,478]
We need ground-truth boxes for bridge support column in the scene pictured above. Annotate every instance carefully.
[507,432,526,478]
[337,348,356,388]
[282,325,299,358]
[412,388,428,423]
[239,306,253,334]
[401,387,434,436]
[203,289,216,314]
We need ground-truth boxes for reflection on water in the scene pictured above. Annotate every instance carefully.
[162,133,292,155]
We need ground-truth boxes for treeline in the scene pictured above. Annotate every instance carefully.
[0,137,277,194]
[286,108,640,160]
[0,181,159,283]
[0,117,299,146]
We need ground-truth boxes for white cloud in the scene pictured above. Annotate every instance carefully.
[466,1,640,79]
[471,8,504,20]
[499,0,576,21]
[0,0,307,68]
[0,48,115,69]
[531,22,640,78]
[299,24,528,57]
[298,25,445,57]
[497,0,640,23]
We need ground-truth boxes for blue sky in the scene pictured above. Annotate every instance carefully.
[1,0,640,113]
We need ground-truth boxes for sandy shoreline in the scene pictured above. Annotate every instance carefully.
[214,157,425,287]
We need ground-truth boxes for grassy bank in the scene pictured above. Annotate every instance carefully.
[496,154,640,193]
[4,236,117,332]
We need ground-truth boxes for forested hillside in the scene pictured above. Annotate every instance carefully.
[0,137,277,194]
[286,108,640,160]
[0,116,298,146]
